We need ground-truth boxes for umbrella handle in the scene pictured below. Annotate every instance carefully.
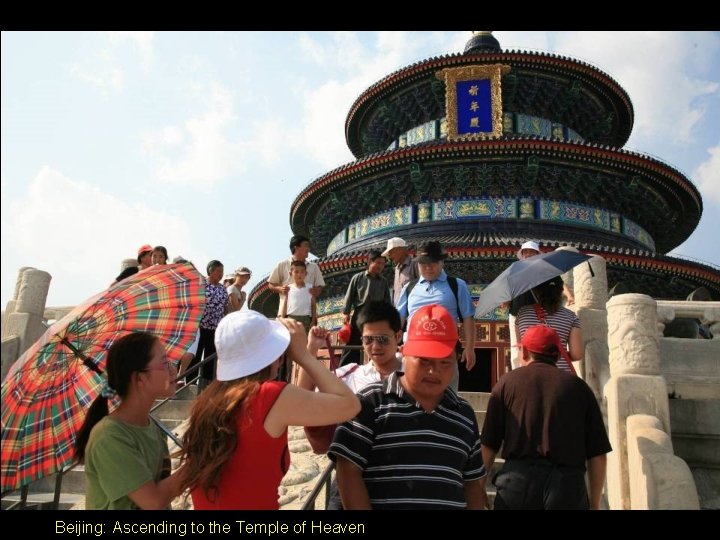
[60,337,104,376]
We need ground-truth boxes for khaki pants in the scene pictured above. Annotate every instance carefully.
[287,315,312,333]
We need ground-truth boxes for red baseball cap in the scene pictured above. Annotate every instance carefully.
[402,304,458,359]
[137,244,153,256]
[521,325,562,357]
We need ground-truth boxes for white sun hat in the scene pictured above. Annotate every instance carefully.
[214,311,290,381]
[516,240,541,259]
[381,237,408,257]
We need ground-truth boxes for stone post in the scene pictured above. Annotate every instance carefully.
[2,266,35,339]
[4,268,52,360]
[605,293,670,509]
[574,255,609,397]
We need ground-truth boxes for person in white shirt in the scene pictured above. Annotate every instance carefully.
[298,300,402,413]
[280,260,317,331]
[268,235,325,316]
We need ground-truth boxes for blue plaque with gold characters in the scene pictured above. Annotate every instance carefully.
[436,64,511,141]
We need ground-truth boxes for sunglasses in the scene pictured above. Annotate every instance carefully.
[361,335,392,346]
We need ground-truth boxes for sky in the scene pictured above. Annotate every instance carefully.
[2,31,719,309]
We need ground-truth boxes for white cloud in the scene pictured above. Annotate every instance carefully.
[250,119,284,167]
[300,78,356,168]
[143,82,248,188]
[550,31,719,147]
[299,34,328,65]
[695,144,720,204]
[68,32,155,95]
[142,126,184,152]
[108,31,154,72]
[69,62,123,95]
[296,32,431,170]
[0,167,199,307]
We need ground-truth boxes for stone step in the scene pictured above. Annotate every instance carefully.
[152,397,195,421]
[689,466,720,510]
[161,418,184,431]
[174,383,199,400]
[669,399,720,436]
[672,433,720,468]
[669,398,720,468]
[667,381,720,401]
[30,465,86,494]
[457,391,491,412]
[1,491,84,510]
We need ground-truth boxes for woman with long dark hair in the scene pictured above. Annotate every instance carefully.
[74,332,184,509]
[177,312,360,509]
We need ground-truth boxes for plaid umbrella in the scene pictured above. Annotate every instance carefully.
[1,262,206,492]
[474,250,592,318]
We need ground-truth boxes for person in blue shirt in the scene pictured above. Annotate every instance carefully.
[396,241,475,390]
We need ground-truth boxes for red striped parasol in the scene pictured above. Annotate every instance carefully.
[1,262,206,492]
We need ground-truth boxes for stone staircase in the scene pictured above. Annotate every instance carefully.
[1,387,197,510]
[459,391,501,507]
[661,337,720,510]
[669,397,720,510]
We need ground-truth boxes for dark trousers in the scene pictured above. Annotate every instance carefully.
[339,311,362,367]
[493,459,589,510]
[192,327,217,384]
[326,477,343,510]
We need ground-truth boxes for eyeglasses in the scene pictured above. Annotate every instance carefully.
[361,335,392,346]
[143,360,179,373]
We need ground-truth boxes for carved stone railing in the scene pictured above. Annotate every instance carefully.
[656,300,720,339]
[573,254,609,403]
[626,415,699,509]
[1,267,51,381]
[605,293,700,509]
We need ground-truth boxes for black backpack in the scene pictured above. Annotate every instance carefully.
[404,275,463,321]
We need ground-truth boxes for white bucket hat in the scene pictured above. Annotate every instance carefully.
[381,237,408,257]
[214,311,290,381]
[516,240,540,259]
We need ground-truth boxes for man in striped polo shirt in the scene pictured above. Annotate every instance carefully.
[329,304,487,510]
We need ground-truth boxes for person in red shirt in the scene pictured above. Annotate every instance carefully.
[176,312,359,509]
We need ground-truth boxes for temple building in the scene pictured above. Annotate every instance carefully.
[249,32,720,390]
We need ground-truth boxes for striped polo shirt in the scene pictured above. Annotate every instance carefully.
[516,305,581,372]
[328,372,485,509]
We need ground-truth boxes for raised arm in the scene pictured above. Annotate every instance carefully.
[265,319,360,435]
[297,326,327,392]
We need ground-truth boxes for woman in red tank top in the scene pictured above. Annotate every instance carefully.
[176,311,360,509]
